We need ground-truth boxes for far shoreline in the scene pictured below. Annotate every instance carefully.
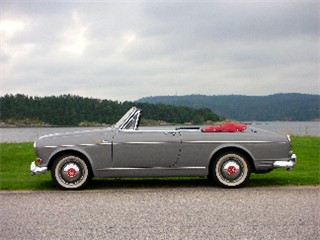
[1,120,319,128]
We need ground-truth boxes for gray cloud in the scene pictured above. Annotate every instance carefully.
[1,0,319,101]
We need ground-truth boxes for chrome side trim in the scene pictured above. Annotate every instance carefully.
[43,142,111,148]
[121,129,178,133]
[183,140,285,144]
[79,143,96,146]
[43,140,284,149]
[114,141,178,145]
[98,142,112,145]
[97,166,206,171]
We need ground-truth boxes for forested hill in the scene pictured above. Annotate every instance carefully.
[138,93,320,121]
[0,94,221,126]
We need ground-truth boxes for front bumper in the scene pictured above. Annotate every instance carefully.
[273,154,297,170]
[30,161,48,175]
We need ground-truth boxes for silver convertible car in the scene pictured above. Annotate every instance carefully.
[31,107,296,189]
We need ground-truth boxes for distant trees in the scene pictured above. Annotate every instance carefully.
[138,93,320,121]
[0,94,221,126]
[3,93,318,125]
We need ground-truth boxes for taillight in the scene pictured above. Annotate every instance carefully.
[286,135,292,146]
[36,158,42,164]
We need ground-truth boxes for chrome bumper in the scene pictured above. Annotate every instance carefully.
[30,161,48,175]
[273,154,297,170]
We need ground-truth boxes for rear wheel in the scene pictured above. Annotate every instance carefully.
[210,152,251,188]
[51,155,91,190]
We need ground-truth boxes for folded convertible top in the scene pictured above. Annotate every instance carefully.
[201,123,247,132]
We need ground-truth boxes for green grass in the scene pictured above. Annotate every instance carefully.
[0,142,53,190]
[0,136,319,190]
[250,136,320,187]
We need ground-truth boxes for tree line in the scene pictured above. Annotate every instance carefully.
[0,94,222,126]
[139,93,320,121]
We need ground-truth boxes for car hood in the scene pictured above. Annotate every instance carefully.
[35,127,115,147]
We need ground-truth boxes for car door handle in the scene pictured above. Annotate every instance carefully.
[96,140,111,144]
[164,132,176,136]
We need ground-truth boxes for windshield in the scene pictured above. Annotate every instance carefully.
[113,107,138,129]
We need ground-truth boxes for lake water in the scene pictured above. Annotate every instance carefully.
[0,122,319,143]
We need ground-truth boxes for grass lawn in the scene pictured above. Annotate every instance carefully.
[249,136,320,187]
[0,136,319,190]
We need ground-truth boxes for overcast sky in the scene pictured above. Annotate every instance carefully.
[1,0,319,101]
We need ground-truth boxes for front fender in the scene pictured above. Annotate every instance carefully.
[45,146,94,171]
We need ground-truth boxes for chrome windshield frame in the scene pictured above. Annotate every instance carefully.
[113,107,141,130]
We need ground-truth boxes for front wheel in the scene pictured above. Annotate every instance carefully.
[210,152,251,188]
[51,155,91,190]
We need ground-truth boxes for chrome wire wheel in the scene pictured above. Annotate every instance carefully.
[51,155,90,190]
[212,152,251,188]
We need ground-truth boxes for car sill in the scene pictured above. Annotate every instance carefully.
[97,166,206,171]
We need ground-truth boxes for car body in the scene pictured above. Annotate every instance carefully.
[31,107,296,189]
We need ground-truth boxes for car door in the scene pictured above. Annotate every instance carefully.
[112,129,181,168]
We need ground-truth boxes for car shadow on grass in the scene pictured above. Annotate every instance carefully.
[30,180,56,190]
[248,177,297,187]
[30,177,299,190]
[87,177,294,190]
[88,177,211,189]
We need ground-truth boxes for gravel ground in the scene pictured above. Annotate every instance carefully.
[0,186,319,240]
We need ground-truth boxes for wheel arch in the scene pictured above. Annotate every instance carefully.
[48,149,93,176]
[209,146,256,175]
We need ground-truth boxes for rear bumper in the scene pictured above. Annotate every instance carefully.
[30,161,47,175]
[273,154,297,170]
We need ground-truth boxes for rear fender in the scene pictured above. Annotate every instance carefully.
[209,144,256,171]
